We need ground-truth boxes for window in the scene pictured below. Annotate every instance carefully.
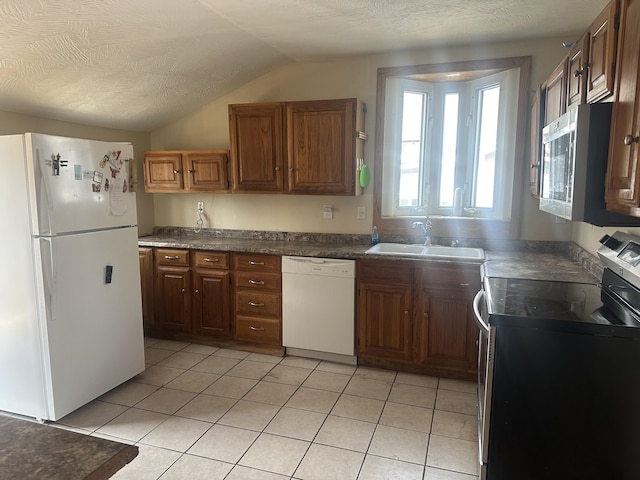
[384,70,517,219]
[375,57,531,239]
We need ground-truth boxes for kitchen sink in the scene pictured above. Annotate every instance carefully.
[365,243,485,261]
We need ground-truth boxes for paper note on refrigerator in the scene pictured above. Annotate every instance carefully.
[109,176,127,216]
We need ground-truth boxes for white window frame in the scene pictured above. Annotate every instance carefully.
[381,68,519,220]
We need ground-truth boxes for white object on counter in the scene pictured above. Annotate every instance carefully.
[282,256,356,363]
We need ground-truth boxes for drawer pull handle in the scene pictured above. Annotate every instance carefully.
[203,257,219,263]
[249,301,265,307]
[249,261,265,266]
[164,255,180,260]
[460,283,469,287]
[249,280,265,285]
[249,326,265,331]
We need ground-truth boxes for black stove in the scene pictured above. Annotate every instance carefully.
[476,231,640,480]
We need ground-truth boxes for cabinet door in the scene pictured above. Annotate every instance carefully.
[229,103,284,193]
[139,247,155,328]
[285,99,356,195]
[193,270,230,336]
[156,266,191,331]
[586,0,619,103]
[415,287,478,373]
[544,58,568,125]
[606,0,640,216]
[183,151,229,192]
[567,34,589,107]
[143,152,184,192]
[357,281,413,361]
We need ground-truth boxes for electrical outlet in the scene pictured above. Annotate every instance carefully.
[357,206,366,219]
[323,204,333,219]
[197,201,204,211]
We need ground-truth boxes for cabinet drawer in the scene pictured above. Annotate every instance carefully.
[235,316,281,344]
[417,265,480,289]
[194,251,229,269]
[235,291,281,318]
[235,271,281,292]
[233,253,281,273]
[156,249,190,266]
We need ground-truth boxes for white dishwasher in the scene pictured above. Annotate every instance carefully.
[282,256,356,363]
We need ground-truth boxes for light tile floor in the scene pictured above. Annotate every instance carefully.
[54,338,480,479]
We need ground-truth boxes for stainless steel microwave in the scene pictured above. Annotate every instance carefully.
[540,103,640,226]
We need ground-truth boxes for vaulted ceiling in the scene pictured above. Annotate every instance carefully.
[0,0,608,131]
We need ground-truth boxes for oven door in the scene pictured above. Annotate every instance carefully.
[473,290,496,480]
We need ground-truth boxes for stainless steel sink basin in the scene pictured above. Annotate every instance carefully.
[365,243,427,255]
[422,245,485,260]
[365,243,485,261]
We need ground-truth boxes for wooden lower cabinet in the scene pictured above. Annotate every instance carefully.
[357,262,413,361]
[232,253,282,345]
[147,248,231,339]
[357,259,480,380]
[139,247,155,328]
[155,249,192,332]
[192,251,231,337]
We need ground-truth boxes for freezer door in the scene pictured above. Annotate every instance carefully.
[25,133,137,235]
[36,226,145,420]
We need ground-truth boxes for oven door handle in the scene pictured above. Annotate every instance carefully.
[473,290,490,333]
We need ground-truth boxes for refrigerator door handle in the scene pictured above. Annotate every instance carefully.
[34,152,54,235]
[39,237,55,322]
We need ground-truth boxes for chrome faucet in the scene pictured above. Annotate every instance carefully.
[412,217,432,245]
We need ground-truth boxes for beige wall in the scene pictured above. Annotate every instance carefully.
[0,110,154,234]
[150,36,576,240]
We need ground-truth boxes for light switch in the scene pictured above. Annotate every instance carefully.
[323,204,333,219]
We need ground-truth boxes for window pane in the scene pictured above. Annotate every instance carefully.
[439,93,459,207]
[474,85,500,208]
[398,92,425,207]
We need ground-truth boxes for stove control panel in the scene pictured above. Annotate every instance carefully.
[598,231,640,288]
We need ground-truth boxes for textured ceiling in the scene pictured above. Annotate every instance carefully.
[0,0,609,131]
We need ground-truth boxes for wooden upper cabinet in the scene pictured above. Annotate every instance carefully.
[229,103,284,193]
[606,0,640,216]
[285,99,360,195]
[586,0,620,103]
[544,58,568,125]
[144,152,183,191]
[567,33,589,108]
[143,150,229,193]
[229,98,365,195]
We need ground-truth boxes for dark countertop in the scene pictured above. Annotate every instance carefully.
[0,415,137,480]
[139,233,601,281]
[481,251,600,284]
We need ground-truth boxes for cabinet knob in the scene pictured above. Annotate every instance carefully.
[624,134,640,146]
[289,167,294,172]
[181,288,186,293]
[188,169,195,173]
[274,166,280,171]
[173,170,180,174]
[195,289,200,294]
[423,312,428,318]
[404,310,409,315]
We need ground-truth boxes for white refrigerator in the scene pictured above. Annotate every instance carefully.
[0,133,145,421]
